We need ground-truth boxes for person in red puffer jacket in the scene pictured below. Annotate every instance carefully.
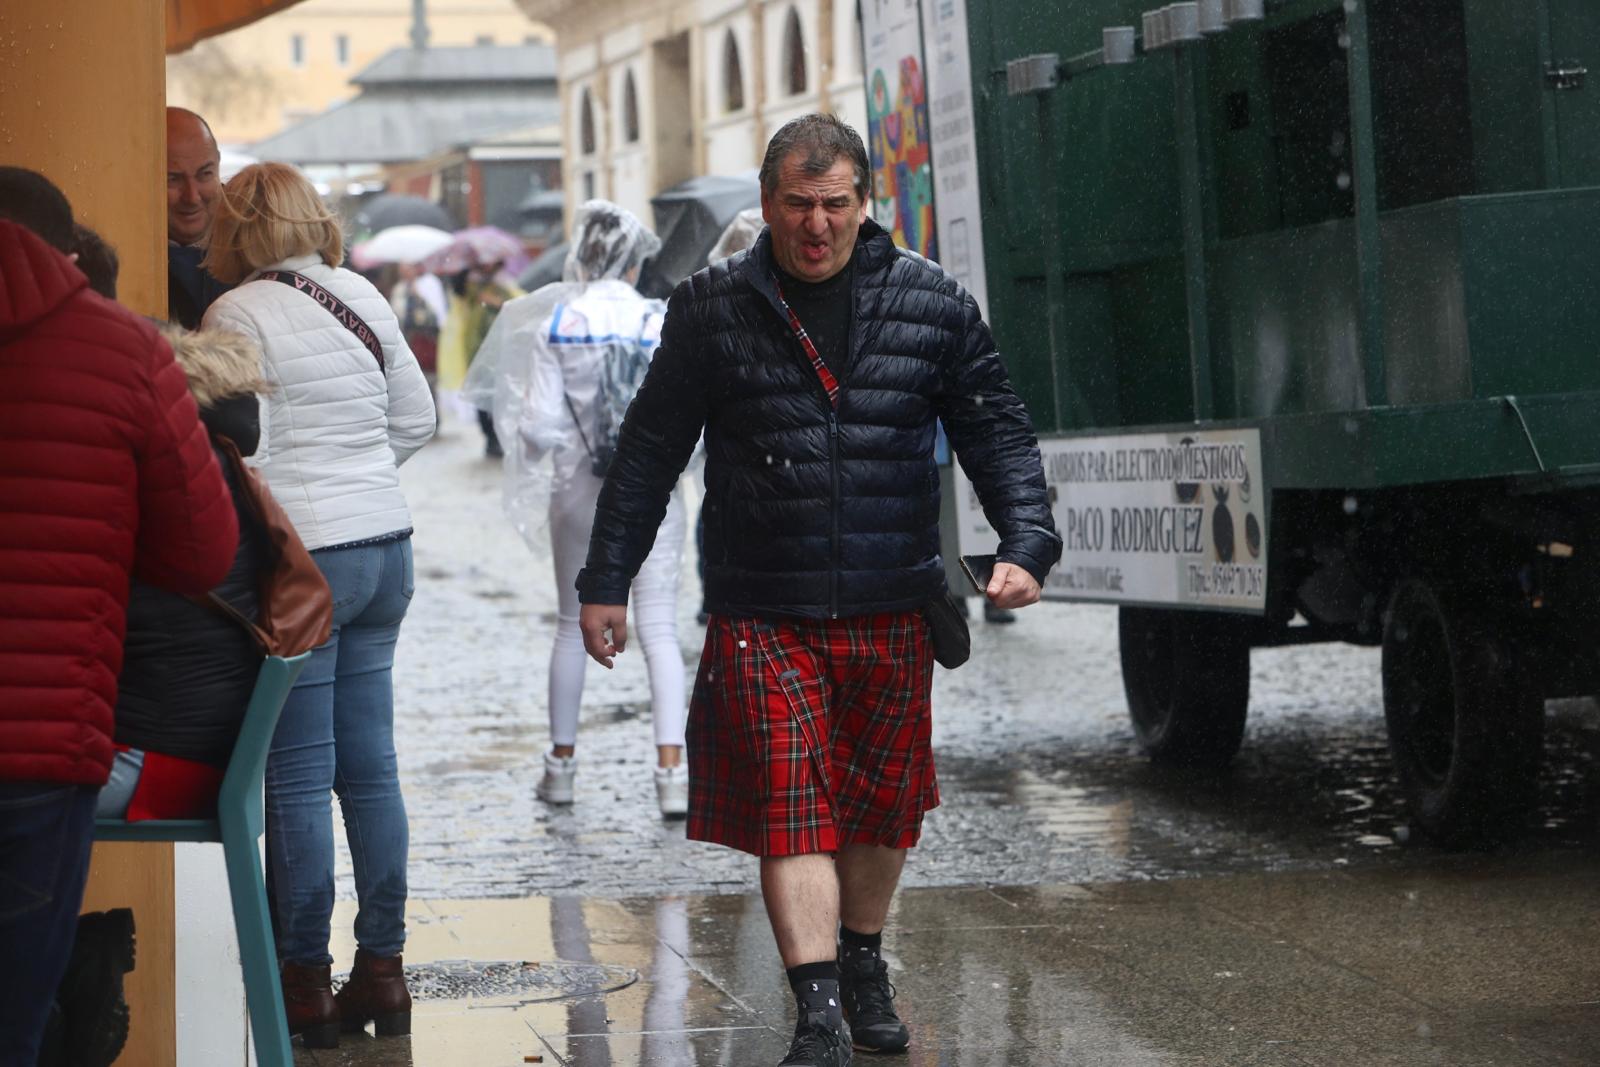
[0,167,239,1067]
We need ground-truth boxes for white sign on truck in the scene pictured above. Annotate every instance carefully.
[955,428,1268,612]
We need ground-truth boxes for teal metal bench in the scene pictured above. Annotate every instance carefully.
[95,652,310,1067]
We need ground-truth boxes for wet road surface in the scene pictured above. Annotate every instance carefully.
[308,855,1600,1066]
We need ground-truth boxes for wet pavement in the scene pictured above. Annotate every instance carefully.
[308,855,1600,1066]
[294,412,1600,1064]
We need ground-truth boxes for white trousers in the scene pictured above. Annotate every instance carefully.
[546,472,687,749]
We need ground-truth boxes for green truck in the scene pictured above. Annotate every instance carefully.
[962,0,1600,844]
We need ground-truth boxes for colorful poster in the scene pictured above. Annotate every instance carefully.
[920,0,988,316]
[861,0,938,259]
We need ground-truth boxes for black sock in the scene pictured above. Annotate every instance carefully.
[787,960,838,991]
[787,961,843,1028]
[839,925,882,955]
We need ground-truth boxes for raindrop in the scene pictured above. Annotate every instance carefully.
[765,454,773,465]
[1343,417,1359,434]
[1343,0,1357,11]
[737,640,747,649]
[1335,172,1352,191]
[1342,495,1358,515]
[783,458,792,468]
[1337,32,1351,50]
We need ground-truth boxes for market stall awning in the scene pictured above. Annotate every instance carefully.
[166,0,307,54]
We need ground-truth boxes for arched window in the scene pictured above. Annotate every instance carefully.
[723,29,745,113]
[783,7,807,96]
[579,88,596,156]
[622,68,640,144]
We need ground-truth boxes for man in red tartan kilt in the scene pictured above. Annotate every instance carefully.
[578,114,1061,1067]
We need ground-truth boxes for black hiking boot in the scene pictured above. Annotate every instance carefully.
[57,908,137,1067]
[838,943,910,1053]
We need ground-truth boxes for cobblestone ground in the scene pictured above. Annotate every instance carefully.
[362,413,1600,903]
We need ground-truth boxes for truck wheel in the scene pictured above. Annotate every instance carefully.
[1118,607,1250,769]
[1381,580,1543,846]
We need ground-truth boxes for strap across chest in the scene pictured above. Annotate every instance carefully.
[259,270,385,371]
[772,278,839,407]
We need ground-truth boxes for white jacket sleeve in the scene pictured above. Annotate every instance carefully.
[383,329,436,466]
[201,297,275,470]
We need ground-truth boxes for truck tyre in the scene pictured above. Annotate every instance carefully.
[1381,580,1543,847]
[1118,607,1250,769]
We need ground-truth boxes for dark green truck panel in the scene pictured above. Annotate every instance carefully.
[971,0,1600,492]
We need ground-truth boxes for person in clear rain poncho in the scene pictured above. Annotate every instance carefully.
[464,201,689,818]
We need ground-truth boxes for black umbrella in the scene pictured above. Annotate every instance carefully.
[516,239,569,292]
[515,189,565,243]
[637,172,760,298]
[352,195,456,238]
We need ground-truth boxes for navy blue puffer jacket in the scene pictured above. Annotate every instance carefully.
[577,219,1061,618]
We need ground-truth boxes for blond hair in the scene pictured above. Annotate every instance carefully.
[202,162,344,284]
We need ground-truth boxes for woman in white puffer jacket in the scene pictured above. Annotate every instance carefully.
[465,201,689,819]
[201,162,434,1049]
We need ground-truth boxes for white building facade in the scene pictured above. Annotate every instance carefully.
[522,0,867,223]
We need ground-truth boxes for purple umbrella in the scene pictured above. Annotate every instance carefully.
[422,226,530,276]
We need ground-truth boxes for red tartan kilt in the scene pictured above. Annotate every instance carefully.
[686,611,939,857]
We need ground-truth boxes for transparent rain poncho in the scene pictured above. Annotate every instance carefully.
[463,201,665,549]
[709,207,766,264]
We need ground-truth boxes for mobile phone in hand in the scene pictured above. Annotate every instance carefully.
[958,553,997,595]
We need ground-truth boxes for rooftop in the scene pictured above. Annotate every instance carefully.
[251,90,560,166]
[353,42,557,86]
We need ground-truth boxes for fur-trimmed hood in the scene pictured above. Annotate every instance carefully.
[157,324,267,408]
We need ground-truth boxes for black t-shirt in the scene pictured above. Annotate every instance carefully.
[775,263,853,377]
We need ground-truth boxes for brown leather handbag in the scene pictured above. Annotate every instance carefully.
[207,436,334,657]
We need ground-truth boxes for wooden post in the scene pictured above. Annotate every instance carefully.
[1,3,176,1064]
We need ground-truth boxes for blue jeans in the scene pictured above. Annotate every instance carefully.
[266,538,413,966]
[0,782,98,1066]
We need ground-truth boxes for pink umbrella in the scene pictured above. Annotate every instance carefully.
[422,226,530,276]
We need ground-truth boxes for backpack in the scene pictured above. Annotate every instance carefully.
[204,437,334,657]
[401,284,440,339]
[559,305,660,477]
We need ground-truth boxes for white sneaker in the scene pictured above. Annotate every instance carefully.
[654,764,688,819]
[536,752,577,805]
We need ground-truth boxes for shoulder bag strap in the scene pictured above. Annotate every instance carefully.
[562,392,596,460]
[259,270,386,371]
[771,277,840,407]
